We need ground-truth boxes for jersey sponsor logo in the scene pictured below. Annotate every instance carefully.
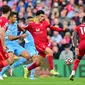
[36,28,40,32]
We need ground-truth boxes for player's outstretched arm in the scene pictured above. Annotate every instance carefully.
[8,34,27,41]
[50,25,64,32]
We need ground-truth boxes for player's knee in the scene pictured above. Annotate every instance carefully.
[33,56,38,62]
[23,53,30,60]
[21,50,30,60]
[7,57,14,65]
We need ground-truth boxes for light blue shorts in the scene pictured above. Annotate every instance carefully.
[6,44,25,56]
[24,45,38,57]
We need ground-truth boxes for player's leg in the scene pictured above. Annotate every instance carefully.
[0,52,15,80]
[20,50,39,72]
[16,46,39,74]
[16,45,30,60]
[23,63,36,79]
[9,57,27,76]
[0,65,10,80]
[29,54,40,79]
[0,52,14,68]
[45,47,59,75]
[70,44,84,81]
[23,46,40,79]
[0,52,14,80]
[23,54,40,79]
[0,44,16,68]
[10,57,27,69]
[69,56,82,81]
[36,43,59,75]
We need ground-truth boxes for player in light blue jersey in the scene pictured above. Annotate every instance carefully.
[5,12,31,62]
[0,12,31,80]
[0,16,38,80]
[8,30,38,79]
[24,30,38,57]
[9,16,38,79]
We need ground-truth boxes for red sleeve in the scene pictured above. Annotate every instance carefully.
[24,23,32,30]
[50,26,64,32]
[43,20,50,28]
[0,20,9,31]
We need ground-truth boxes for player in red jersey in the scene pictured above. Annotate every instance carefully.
[0,5,11,46]
[0,5,11,69]
[0,5,11,68]
[24,10,65,75]
[70,16,85,81]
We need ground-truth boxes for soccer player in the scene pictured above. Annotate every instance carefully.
[0,16,38,80]
[69,16,85,81]
[9,29,39,79]
[0,57,36,80]
[4,12,31,71]
[21,16,38,79]
[0,5,11,69]
[24,10,65,75]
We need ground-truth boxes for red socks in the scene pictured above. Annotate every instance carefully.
[28,62,39,71]
[47,55,53,70]
[72,58,80,71]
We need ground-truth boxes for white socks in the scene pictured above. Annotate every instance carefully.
[71,70,75,76]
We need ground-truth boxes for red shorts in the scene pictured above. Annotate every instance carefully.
[36,42,52,58]
[78,40,85,57]
[0,39,9,60]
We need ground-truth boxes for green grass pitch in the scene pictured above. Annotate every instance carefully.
[0,77,85,85]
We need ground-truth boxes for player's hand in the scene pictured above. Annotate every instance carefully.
[20,34,27,38]
[63,27,68,31]
[75,47,79,55]
[3,45,8,51]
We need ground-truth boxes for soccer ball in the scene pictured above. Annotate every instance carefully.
[65,57,73,65]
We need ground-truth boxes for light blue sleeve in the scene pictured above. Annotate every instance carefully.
[5,25,12,39]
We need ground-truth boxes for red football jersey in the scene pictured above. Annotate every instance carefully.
[0,17,9,60]
[0,16,9,31]
[25,20,50,45]
[75,23,85,41]
[25,20,63,45]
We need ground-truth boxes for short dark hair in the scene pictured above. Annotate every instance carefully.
[9,12,17,18]
[82,16,85,23]
[1,5,11,14]
[36,10,45,16]
[27,16,33,19]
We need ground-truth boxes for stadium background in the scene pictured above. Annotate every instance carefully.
[0,0,85,83]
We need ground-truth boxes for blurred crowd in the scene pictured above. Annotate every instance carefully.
[0,0,85,60]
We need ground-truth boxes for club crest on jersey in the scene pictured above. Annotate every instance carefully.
[36,28,40,32]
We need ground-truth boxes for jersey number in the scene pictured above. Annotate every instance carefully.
[80,27,85,35]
